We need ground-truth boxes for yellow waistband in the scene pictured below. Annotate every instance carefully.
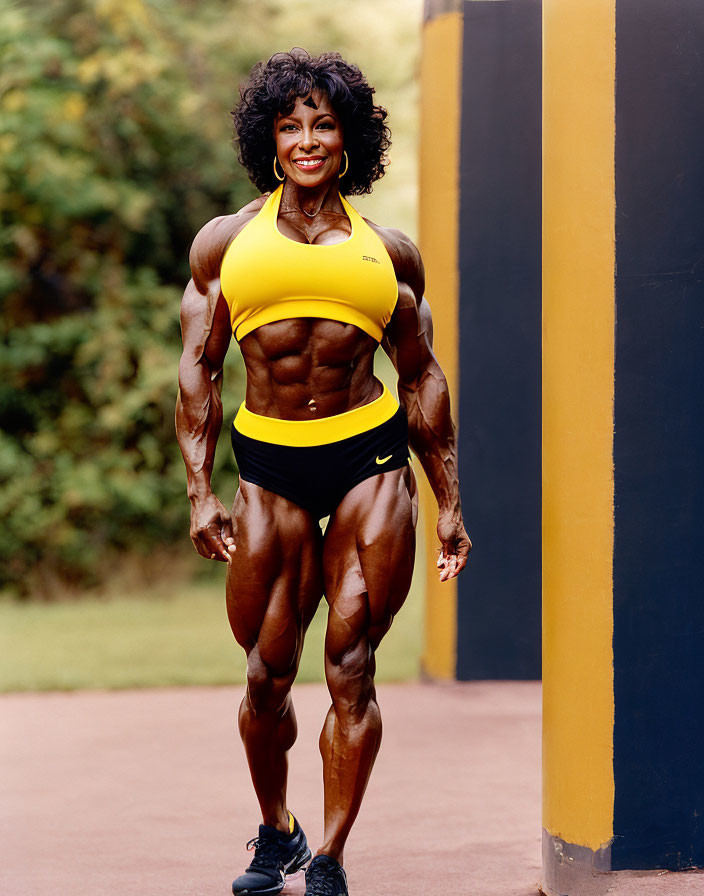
[233,384,399,447]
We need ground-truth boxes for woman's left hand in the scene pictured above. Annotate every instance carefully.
[436,511,472,582]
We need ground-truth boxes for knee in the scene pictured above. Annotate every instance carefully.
[325,637,376,720]
[246,652,294,716]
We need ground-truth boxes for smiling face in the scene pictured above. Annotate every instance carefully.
[273,89,344,189]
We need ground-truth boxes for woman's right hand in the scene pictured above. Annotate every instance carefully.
[190,494,237,562]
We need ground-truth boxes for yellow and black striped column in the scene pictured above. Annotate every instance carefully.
[543,0,704,888]
[422,0,704,882]
[420,0,542,680]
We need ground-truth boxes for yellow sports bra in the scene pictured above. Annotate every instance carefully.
[219,185,398,342]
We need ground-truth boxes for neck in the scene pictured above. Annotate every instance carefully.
[279,178,343,218]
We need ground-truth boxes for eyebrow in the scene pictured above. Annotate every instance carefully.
[277,111,338,124]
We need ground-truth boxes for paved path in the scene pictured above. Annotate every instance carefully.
[1,682,542,896]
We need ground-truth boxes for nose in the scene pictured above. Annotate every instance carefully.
[298,126,318,151]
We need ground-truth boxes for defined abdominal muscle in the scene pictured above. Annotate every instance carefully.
[240,318,381,420]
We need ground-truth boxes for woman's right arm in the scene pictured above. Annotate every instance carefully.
[175,218,236,563]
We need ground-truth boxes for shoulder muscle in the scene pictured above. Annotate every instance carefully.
[365,220,425,301]
[189,194,269,293]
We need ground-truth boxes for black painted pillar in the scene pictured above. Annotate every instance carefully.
[612,0,704,871]
[457,0,542,680]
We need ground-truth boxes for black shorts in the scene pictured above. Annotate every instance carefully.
[230,388,409,520]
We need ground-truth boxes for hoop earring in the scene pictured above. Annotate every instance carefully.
[338,150,349,178]
[273,156,285,182]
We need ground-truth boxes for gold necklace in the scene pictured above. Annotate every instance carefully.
[301,201,324,218]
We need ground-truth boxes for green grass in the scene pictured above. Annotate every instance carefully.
[0,557,423,692]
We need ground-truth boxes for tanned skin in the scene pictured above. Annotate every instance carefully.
[176,89,471,866]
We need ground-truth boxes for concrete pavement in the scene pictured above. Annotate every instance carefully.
[1,681,542,896]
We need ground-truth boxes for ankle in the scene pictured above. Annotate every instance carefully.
[263,809,294,835]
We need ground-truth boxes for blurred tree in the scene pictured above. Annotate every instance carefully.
[0,0,421,596]
[0,0,256,593]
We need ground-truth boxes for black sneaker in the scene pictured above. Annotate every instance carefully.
[232,815,311,895]
[304,855,348,896]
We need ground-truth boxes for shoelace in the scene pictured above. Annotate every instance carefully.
[246,835,284,870]
[306,864,344,896]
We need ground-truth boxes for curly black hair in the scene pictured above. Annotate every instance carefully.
[232,48,391,196]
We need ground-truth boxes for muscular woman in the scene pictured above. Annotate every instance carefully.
[176,49,471,896]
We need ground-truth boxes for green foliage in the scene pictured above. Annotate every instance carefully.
[0,0,422,595]
[0,0,254,592]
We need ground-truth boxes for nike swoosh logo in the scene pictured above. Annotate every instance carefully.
[376,454,392,465]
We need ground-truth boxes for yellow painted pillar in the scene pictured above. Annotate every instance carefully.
[418,2,462,679]
[542,0,615,889]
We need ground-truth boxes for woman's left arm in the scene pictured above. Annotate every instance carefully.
[382,231,471,581]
